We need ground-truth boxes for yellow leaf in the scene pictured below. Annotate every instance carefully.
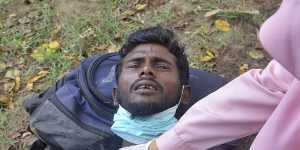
[199,50,216,62]
[8,101,14,110]
[46,48,56,54]
[5,69,20,79]
[0,62,6,72]
[239,63,249,74]
[4,69,21,93]
[215,19,231,32]
[135,4,147,11]
[26,70,49,91]
[31,48,45,62]
[41,43,49,49]
[32,41,60,62]
[38,70,49,76]
[48,41,60,50]
[0,95,12,108]
[248,50,264,60]
[14,76,21,92]
[4,79,15,93]
[120,10,136,18]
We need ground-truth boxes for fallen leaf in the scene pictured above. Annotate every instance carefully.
[0,62,6,73]
[31,41,60,62]
[14,76,21,92]
[204,9,222,18]
[47,41,60,55]
[31,48,45,62]
[26,70,49,91]
[18,16,31,24]
[48,41,60,50]
[199,50,216,62]
[204,9,259,19]
[2,78,14,93]
[8,13,17,18]
[8,101,14,110]
[5,69,20,79]
[237,10,260,15]
[92,44,109,52]
[0,95,12,108]
[173,21,189,30]
[107,42,119,53]
[120,10,136,19]
[215,19,231,32]
[135,4,147,11]
[239,63,249,74]
[21,132,32,138]
[41,43,49,49]
[248,50,264,60]
[114,32,123,41]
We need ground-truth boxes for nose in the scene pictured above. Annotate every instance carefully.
[140,64,155,78]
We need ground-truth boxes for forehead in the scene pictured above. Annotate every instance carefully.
[123,43,177,63]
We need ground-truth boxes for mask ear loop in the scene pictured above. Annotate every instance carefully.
[177,85,185,105]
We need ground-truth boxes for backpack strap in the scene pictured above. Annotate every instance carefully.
[86,52,119,109]
[77,53,120,122]
[29,139,47,150]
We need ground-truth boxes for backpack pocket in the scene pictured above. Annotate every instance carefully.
[29,83,111,150]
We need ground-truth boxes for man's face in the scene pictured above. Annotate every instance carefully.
[115,43,182,116]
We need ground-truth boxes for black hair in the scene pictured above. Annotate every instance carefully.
[115,26,189,85]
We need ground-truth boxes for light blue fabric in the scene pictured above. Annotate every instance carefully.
[111,105,178,144]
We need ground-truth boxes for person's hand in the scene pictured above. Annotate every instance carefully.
[119,143,148,150]
[119,140,159,150]
[148,140,159,150]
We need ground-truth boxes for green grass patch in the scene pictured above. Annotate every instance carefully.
[0,110,15,147]
[148,3,174,26]
[45,53,72,83]
[0,0,12,5]
[23,1,56,53]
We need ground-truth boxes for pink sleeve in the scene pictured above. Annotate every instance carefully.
[156,60,295,150]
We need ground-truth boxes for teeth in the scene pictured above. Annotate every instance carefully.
[148,85,154,90]
[138,85,155,90]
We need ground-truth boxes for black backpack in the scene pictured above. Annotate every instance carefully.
[24,52,226,150]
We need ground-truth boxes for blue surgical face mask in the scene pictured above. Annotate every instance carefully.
[110,86,185,144]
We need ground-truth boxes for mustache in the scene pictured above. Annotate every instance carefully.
[130,77,163,91]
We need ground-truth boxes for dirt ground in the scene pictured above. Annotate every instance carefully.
[0,0,280,149]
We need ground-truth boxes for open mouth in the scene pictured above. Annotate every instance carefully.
[133,80,159,93]
[136,84,157,90]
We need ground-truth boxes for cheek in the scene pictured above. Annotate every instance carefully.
[161,76,181,94]
[118,72,137,92]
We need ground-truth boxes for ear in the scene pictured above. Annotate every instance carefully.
[112,87,119,106]
[180,85,191,105]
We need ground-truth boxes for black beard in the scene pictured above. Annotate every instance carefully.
[116,88,181,117]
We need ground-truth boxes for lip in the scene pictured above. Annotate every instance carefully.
[132,80,160,94]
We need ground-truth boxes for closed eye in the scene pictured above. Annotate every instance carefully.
[126,62,140,68]
[155,63,170,70]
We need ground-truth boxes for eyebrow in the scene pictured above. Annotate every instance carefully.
[125,55,174,65]
[152,57,173,65]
